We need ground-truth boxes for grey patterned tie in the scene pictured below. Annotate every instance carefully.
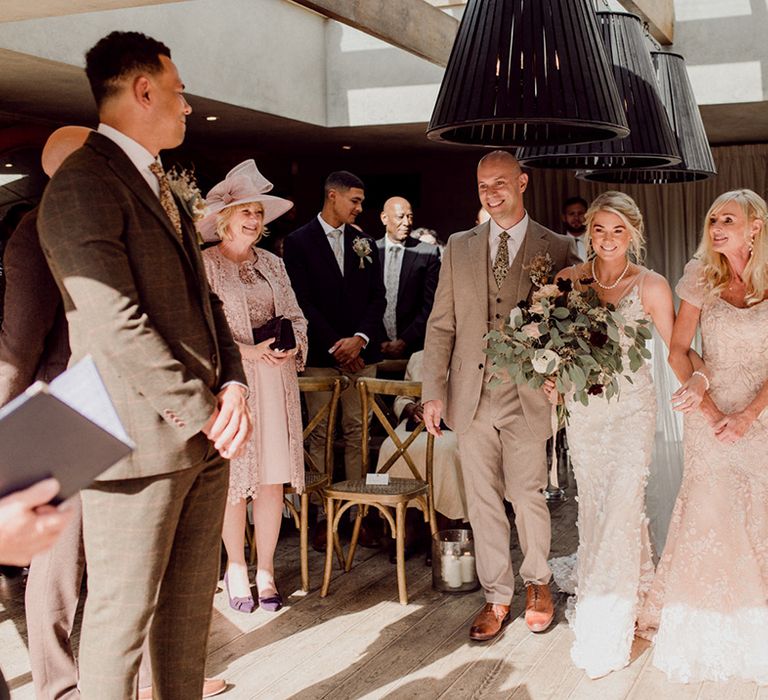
[384,246,401,340]
[492,230,510,288]
[329,229,344,274]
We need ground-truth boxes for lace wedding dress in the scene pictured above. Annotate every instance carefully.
[562,274,656,678]
[637,260,768,684]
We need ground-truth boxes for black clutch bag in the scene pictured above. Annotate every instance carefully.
[252,315,296,351]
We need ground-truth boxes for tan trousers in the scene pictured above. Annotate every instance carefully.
[77,450,228,700]
[457,382,551,604]
[25,496,152,700]
[302,365,376,481]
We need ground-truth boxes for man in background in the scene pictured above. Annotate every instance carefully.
[377,196,440,359]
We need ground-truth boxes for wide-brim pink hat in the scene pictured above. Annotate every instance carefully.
[197,159,293,242]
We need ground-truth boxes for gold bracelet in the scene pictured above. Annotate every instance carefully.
[691,370,710,391]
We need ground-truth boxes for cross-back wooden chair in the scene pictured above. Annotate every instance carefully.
[320,376,437,605]
[246,375,347,592]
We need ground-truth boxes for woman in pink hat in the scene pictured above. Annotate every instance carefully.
[200,160,307,613]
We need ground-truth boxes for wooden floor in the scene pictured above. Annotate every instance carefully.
[1,492,765,699]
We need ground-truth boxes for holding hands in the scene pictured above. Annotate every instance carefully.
[331,336,366,373]
[203,384,252,460]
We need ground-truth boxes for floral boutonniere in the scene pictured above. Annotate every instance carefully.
[525,252,554,287]
[352,236,373,269]
[166,165,206,222]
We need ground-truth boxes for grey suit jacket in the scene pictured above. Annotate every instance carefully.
[38,132,246,479]
[0,208,70,406]
[422,218,580,437]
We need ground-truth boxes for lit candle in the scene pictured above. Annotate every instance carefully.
[442,555,462,588]
[460,552,475,583]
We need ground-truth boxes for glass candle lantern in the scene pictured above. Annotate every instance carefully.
[432,529,479,593]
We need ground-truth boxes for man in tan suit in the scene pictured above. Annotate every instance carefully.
[38,32,250,699]
[423,151,580,641]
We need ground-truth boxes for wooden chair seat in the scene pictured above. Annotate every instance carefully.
[285,470,329,494]
[324,477,427,500]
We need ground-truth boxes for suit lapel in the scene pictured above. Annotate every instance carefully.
[376,238,386,276]
[516,221,550,302]
[398,239,418,293]
[467,222,490,317]
[89,134,191,259]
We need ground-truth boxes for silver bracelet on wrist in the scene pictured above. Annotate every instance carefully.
[691,370,710,391]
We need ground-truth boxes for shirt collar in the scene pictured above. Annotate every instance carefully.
[317,213,344,236]
[97,123,157,174]
[489,212,529,242]
[385,235,406,251]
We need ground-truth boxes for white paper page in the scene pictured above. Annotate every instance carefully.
[49,355,134,447]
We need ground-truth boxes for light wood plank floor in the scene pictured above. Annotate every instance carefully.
[1,492,763,699]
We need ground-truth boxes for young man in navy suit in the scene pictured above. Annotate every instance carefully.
[284,172,386,544]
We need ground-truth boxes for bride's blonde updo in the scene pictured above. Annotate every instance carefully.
[696,189,768,306]
[584,191,646,263]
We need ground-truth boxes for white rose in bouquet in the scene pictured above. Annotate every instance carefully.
[531,349,561,375]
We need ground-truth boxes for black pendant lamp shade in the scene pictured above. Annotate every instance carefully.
[578,52,717,184]
[426,0,630,147]
[517,12,681,169]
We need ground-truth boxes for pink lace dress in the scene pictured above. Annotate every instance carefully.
[203,246,307,502]
[638,259,768,684]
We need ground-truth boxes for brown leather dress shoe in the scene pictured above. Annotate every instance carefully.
[469,602,510,641]
[525,583,554,632]
[138,677,227,699]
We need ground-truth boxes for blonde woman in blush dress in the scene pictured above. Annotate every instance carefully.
[200,161,307,613]
[638,189,768,683]
[545,192,680,678]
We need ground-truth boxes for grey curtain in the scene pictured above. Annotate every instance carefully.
[525,143,768,288]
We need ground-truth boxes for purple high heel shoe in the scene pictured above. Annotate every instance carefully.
[223,572,256,614]
[258,591,283,613]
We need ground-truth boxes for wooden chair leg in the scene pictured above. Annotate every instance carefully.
[299,492,309,592]
[395,502,408,605]
[345,503,363,572]
[333,530,345,569]
[320,497,335,598]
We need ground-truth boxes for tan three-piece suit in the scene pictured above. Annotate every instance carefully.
[422,218,579,604]
[38,131,245,699]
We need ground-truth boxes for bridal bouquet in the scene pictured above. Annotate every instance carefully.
[485,253,651,425]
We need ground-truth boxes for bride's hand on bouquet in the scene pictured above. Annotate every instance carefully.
[670,373,707,413]
[713,409,756,444]
[542,378,561,406]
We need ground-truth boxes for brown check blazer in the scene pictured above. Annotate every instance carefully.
[0,207,70,405]
[38,132,245,480]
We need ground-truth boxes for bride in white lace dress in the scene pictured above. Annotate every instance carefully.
[547,192,678,678]
[638,189,768,684]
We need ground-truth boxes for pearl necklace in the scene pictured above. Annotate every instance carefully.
[591,258,630,290]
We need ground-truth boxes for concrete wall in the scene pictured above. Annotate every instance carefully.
[0,0,328,126]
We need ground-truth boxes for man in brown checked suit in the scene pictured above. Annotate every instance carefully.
[422,151,580,641]
[38,32,250,699]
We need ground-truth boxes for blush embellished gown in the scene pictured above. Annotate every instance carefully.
[638,260,768,684]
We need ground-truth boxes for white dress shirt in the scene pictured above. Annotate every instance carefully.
[97,123,160,197]
[317,213,345,261]
[489,212,529,264]
[315,214,369,350]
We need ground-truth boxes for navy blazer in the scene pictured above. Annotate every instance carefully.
[284,218,386,367]
[376,236,441,353]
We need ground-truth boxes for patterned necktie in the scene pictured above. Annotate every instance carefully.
[492,230,510,288]
[384,245,401,340]
[329,229,344,273]
[148,161,183,240]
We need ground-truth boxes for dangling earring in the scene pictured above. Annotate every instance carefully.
[748,234,755,254]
